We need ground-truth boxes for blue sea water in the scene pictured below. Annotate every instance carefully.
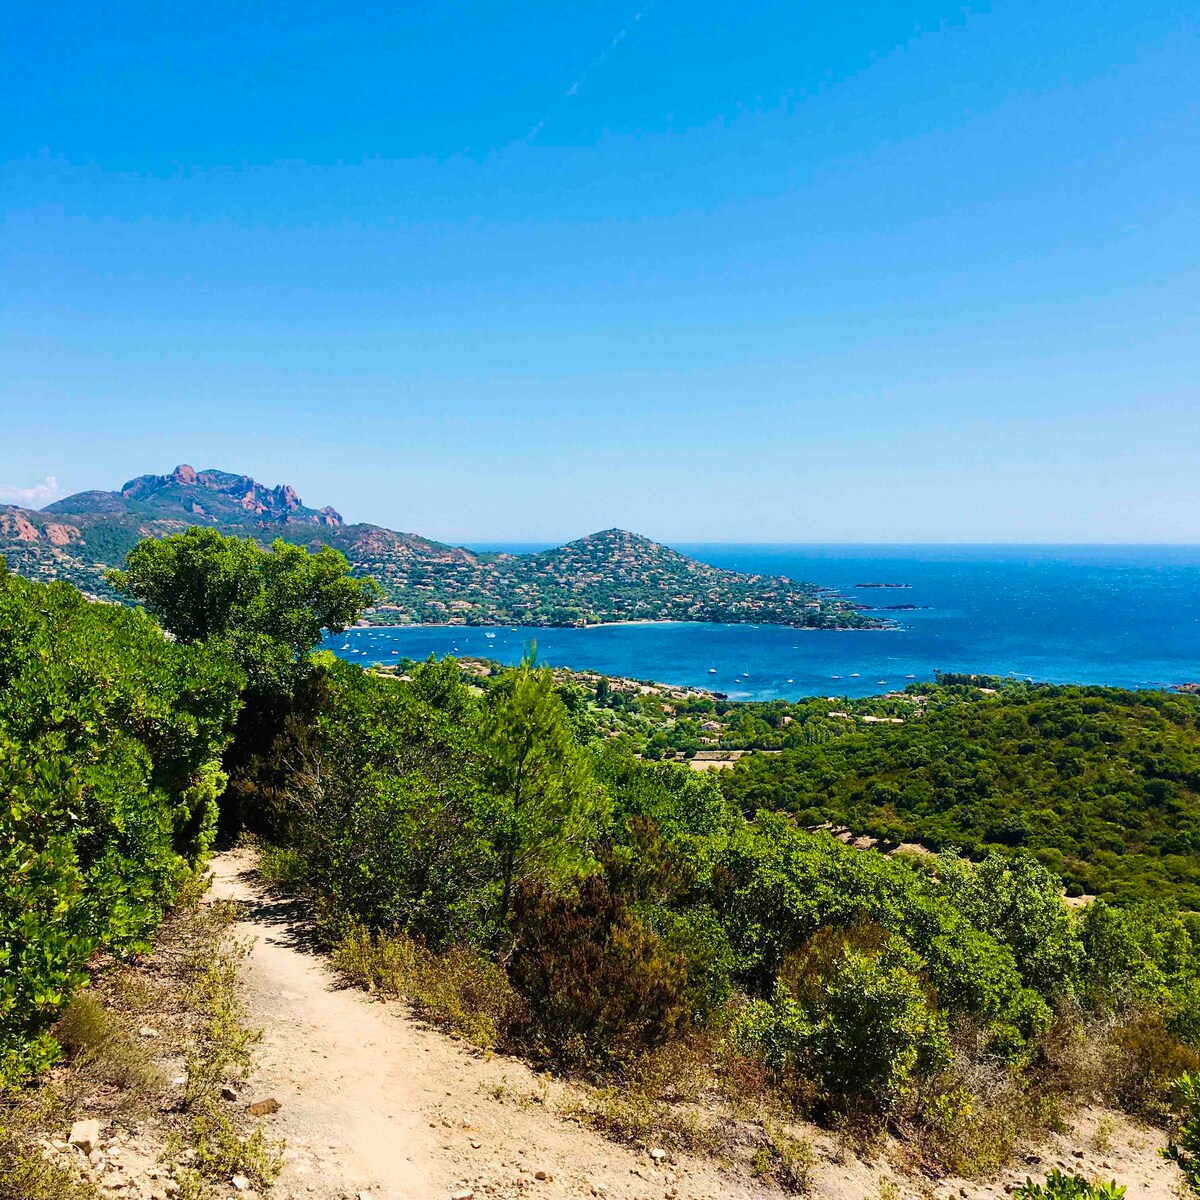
[322,545,1200,701]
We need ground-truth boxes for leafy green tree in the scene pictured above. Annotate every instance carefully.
[479,659,606,940]
[936,851,1082,999]
[109,529,378,833]
[108,527,378,692]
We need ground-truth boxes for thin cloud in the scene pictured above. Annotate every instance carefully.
[524,2,656,143]
[0,475,65,506]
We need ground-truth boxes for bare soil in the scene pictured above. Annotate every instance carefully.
[207,850,1187,1200]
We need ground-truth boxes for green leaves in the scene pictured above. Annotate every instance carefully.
[1013,1169,1126,1199]
[479,660,607,938]
[735,923,951,1113]
[721,681,1200,908]
[0,564,241,1090]
[1163,1071,1200,1193]
[109,526,379,694]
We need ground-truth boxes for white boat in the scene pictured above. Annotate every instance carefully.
[485,632,496,639]
[708,668,717,674]
[850,672,860,678]
[786,678,794,683]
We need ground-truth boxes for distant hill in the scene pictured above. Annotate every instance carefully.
[0,465,887,629]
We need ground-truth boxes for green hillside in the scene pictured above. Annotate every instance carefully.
[0,465,885,628]
[719,676,1200,908]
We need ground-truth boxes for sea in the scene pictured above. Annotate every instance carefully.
[321,545,1200,701]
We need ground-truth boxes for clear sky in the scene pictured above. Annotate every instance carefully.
[2,1,1197,543]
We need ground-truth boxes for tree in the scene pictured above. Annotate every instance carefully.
[108,528,378,693]
[109,529,378,835]
[479,658,606,941]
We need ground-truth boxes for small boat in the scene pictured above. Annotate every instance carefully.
[708,668,717,674]
[906,674,916,679]
[831,675,841,679]
[485,632,496,639]
[850,672,860,678]
[786,678,794,683]
[877,679,887,684]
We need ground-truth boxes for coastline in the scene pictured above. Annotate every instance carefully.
[354,617,899,632]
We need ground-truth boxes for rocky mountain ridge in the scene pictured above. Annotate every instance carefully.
[0,466,886,628]
[45,463,345,528]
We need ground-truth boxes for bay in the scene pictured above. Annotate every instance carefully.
[322,544,1200,700]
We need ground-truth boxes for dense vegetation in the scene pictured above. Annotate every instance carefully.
[0,464,882,627]
[253,650,1200,1176]
[4,530,1200,1194]
[0,562,243,1086]
[719,676,1200,909]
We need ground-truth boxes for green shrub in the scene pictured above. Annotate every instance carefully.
[751,1123,815,1193]
[1012,1168,1125,1199]
[1163,1071,1200,1193]
[182,946,261,1110]
[711,814,1046,1044]
[735,924,950,1115]
[254,843,309,890]
[0,566,242,1091]
[278,659,501,948]
[187,1103,285,1190]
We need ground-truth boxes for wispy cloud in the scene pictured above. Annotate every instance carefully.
[524,2,655,143]
[0,475,65,506]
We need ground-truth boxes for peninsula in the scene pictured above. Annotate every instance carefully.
[0,464,890,630]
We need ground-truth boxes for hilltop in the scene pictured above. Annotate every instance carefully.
[0,464,885,628]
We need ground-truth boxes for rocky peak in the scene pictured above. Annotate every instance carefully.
[273,483,302,511]
[117,466,343,526]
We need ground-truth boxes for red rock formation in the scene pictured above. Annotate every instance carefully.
[0,512,40,541]
[44,523,80,546]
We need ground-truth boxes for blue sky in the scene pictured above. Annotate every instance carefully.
[2,1,1197,542]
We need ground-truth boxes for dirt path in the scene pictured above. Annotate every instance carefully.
[208,848,791,1200]
[207,850,1185,1200]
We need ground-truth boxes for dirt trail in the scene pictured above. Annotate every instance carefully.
[207,850,1184,1200]
[209,848,789,1200]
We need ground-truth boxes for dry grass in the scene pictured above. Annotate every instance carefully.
[0,1099,101,1200]
[184,1101,286,1188]
[52,994,163,1097]
[331,922,524,1049]
[751,1122,815,1194]
[0,869,282,1200]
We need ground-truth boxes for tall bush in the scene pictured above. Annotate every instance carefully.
[0,565,242,1089]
